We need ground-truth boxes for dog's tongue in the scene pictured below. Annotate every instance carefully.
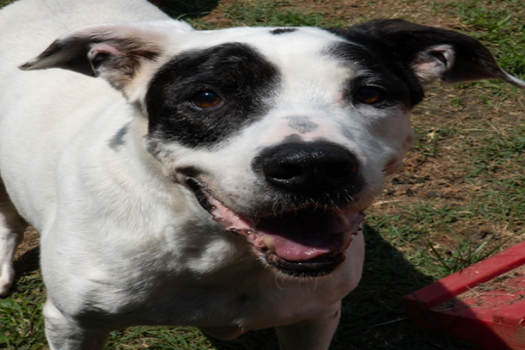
[255,210,361,261]
[204,190,364,262]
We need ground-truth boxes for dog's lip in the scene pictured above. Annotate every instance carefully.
[186,179,364,273]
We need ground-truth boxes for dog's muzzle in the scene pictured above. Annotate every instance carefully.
[189,141,365,277]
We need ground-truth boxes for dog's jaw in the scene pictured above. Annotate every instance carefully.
[188,179,365,277]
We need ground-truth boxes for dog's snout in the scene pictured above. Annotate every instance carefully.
[257,142,359,194]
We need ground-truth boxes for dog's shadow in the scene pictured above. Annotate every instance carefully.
[154,0,220,19]
[206,224,473,350]
[13,246,40,275]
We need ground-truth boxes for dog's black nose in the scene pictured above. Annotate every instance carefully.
[256,141,359,194]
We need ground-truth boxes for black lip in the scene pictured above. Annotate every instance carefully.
[186,178,214,213]
[264,251,345,277]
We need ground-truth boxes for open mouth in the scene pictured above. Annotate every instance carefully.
[188,180,365,277]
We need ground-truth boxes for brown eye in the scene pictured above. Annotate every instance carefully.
[191,91,223,109]
[356,86,383,104]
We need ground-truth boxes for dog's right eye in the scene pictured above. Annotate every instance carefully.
[191,91,224,109]
[355,86,383,104]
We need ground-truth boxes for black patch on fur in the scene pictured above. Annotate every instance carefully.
[237,294,249,304]
[146,43,279,148]
[270,28,297,35]
[326,41,415,107]
[325,19,518,105]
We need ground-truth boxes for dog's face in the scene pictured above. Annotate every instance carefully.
[143,28,414,276]
[22,19,524,277]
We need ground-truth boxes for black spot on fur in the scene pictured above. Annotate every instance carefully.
[108,124,129,149]
[237,294,249,304]
[146,43,280,148]
[270,28,297,35]
[284,116,318,133]
[325,19,517,105]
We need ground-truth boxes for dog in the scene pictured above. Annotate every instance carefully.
[0,0,523,349]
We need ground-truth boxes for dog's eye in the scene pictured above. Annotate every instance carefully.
[356,86,383,104]
[191,91,223,109]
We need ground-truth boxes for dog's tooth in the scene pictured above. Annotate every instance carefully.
[263,236,276,253]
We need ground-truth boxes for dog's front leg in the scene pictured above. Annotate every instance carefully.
[44,299,110,350]
[276,301,341,350]
[0,182,27,297]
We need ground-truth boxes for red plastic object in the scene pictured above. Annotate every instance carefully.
[404,241,525,349]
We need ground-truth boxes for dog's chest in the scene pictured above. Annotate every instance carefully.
[75,266,346,331]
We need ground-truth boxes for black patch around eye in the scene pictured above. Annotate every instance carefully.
[270,28,297,35]
[146,43,280,149]
[347,77,408,108]
[324,42,411,107]
[325,39,423,107]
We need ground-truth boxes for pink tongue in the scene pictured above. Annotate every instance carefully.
[256,210,363,261]
[203,189,364,262]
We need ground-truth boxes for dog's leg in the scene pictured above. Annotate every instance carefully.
[44,299,110,350]
[0,181,27,297]
[276,301,342,350]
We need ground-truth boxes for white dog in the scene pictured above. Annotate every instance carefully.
[0,0,523,349]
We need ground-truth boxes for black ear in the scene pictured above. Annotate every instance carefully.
[330,19,525,88]
[19,23,181,95]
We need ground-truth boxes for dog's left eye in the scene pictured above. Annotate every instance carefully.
[191,91,224,109]
[356,86,383,104]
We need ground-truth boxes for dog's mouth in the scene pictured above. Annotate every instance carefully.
[188,180,365,277]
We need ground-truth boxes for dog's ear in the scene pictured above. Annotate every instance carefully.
[331,19,525,88]
[19,22,192,97]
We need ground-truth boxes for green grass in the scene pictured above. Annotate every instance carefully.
[222,0,327,27]
[1,0,525,349]
[451,0,525,77]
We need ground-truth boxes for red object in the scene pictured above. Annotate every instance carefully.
[404,241,525,349]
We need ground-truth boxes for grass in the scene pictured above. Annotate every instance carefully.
[450,0,525,77]
[1,0,525,349]
[222,0,327,27]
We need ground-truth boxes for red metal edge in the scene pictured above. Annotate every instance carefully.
[494,298,525,327]
[404,241,525,309]
[403,241,525,349]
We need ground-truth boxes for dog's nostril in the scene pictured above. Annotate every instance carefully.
[257,142,359,194]
[265,163,303,180]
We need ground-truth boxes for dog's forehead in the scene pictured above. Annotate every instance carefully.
[177,26,351,69]
[186,26,347,51]
[176,27,358,98]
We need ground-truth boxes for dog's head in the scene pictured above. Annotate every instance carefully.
[21,19,525,277]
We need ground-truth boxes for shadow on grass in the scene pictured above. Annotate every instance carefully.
[206,224,473,350]
[13,246,40,275]
[153,0,220,19]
